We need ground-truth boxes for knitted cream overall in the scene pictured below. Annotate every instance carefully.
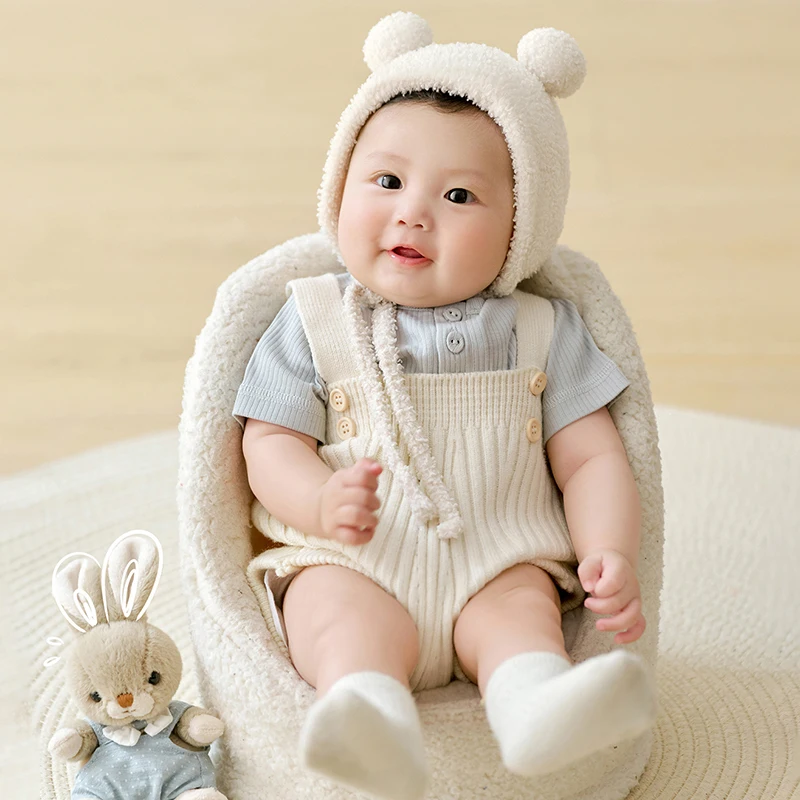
[248,272,584,692]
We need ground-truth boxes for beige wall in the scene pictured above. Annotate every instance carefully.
[2,0,798,474]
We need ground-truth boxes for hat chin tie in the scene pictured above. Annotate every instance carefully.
[342,280,464,539]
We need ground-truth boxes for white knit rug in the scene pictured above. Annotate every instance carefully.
[1,406,798,799]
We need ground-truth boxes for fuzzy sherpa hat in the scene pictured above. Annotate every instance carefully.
[316,10,587,298]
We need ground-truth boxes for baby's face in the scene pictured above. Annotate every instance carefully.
[337,102,514,307]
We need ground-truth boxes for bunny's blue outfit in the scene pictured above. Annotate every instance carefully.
[71,701,217,800]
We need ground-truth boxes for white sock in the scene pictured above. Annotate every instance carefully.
[299,671,429,800]
[484,649,657,776]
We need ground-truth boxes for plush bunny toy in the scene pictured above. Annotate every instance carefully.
[47,529,228,800]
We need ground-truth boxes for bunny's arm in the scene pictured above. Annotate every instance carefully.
[48,719,99,763]
[174,705,225,748]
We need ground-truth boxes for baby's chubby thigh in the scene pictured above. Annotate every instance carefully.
[282,564,420,697]
[453,563,570,695]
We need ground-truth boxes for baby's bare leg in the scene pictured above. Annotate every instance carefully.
[283,564,419,696]
[454,563,568,695]
[455,563,655,777]
[283,564,428,800]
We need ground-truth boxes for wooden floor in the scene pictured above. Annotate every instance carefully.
[2,0,798,474]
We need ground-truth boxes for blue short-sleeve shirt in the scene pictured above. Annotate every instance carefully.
[233,272,630,445]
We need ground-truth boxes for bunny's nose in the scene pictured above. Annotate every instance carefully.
[117,693,134,708]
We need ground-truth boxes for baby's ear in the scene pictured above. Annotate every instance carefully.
[517,28,587,98]
[101,530,162,623]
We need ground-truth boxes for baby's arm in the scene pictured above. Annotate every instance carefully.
[242,419,382,545]
[546,406,640,567]
[546,407,645,643]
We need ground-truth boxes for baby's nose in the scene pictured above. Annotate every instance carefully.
[117,693,134,708]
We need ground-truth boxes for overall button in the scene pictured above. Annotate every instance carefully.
[336,417,356,440]
[446,331,465,354]
[330,388,349,412]
[443,306,463,321]
[528,370,547,396]
[525,418,542,443]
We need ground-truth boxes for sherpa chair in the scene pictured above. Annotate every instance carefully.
[177,230,664,800]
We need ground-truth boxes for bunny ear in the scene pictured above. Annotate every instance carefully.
[52,552,106,633]
[101,530,163,623]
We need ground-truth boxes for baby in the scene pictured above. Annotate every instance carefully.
[235,13,656,800]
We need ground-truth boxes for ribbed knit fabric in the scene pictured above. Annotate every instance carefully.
[249,272,584,691]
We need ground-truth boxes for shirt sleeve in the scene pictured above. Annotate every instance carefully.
[542,298,631,444]
[232,293,328,443]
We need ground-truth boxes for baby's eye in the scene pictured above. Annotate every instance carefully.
[445,188,476,205]
[148,671,161,685]
[377,174,402,190]
[90,691,102,703]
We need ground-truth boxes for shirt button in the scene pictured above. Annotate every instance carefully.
[443,307,463,321]
[528,371,547,396]
[330,388,349,412]
[525,418,542,443]
[446,331,465,354]
[337,417,356,440]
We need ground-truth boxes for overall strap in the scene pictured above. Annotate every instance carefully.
[288,273,357,385]
[162,701,193,737]
[513,289,554,370]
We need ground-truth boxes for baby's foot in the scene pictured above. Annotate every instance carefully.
[484,649,657,776]
[300,671,429,800]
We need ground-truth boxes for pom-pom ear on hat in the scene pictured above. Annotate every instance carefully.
[517,28,586,98]
[363,11,434,72]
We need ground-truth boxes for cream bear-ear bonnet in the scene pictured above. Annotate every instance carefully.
[315,10,587,298]
[314,13,587,539]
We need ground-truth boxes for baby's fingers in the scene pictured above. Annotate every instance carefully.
[331,506,377,545]
[336,504,378,532]
[613,616,646,645]
[341,487,381,511]
[593,565,627,598]
[346,459,383,490]
[577,553,603,594]
[584,586,635,616]
[334,526,375,546]
[595,596,642,634]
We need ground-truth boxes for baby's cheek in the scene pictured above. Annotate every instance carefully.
[453,221,508,285]
[339,195,383,258]
[464,217,506,257]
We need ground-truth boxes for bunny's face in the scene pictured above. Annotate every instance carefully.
[66,620,182,726]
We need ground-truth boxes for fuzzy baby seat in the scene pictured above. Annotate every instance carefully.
[177,12,664,799]
[177,238,664,800]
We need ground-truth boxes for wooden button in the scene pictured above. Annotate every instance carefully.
[336,417,356,440]
[330,388,349,412]
[528,370,547,396]
[525,418,542,443]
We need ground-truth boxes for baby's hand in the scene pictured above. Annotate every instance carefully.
[578,548,646,644]
[317,458,383,545]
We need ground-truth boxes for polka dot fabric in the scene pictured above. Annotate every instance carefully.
[70,701,217,799]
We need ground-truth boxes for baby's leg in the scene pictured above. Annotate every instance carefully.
[454,563,569,693]
[283,564,419,695]
[283,565,428,800]
[454,564,656,776]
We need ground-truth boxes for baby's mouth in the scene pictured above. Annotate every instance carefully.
[393,246,424,258]
[388,247,432,266]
